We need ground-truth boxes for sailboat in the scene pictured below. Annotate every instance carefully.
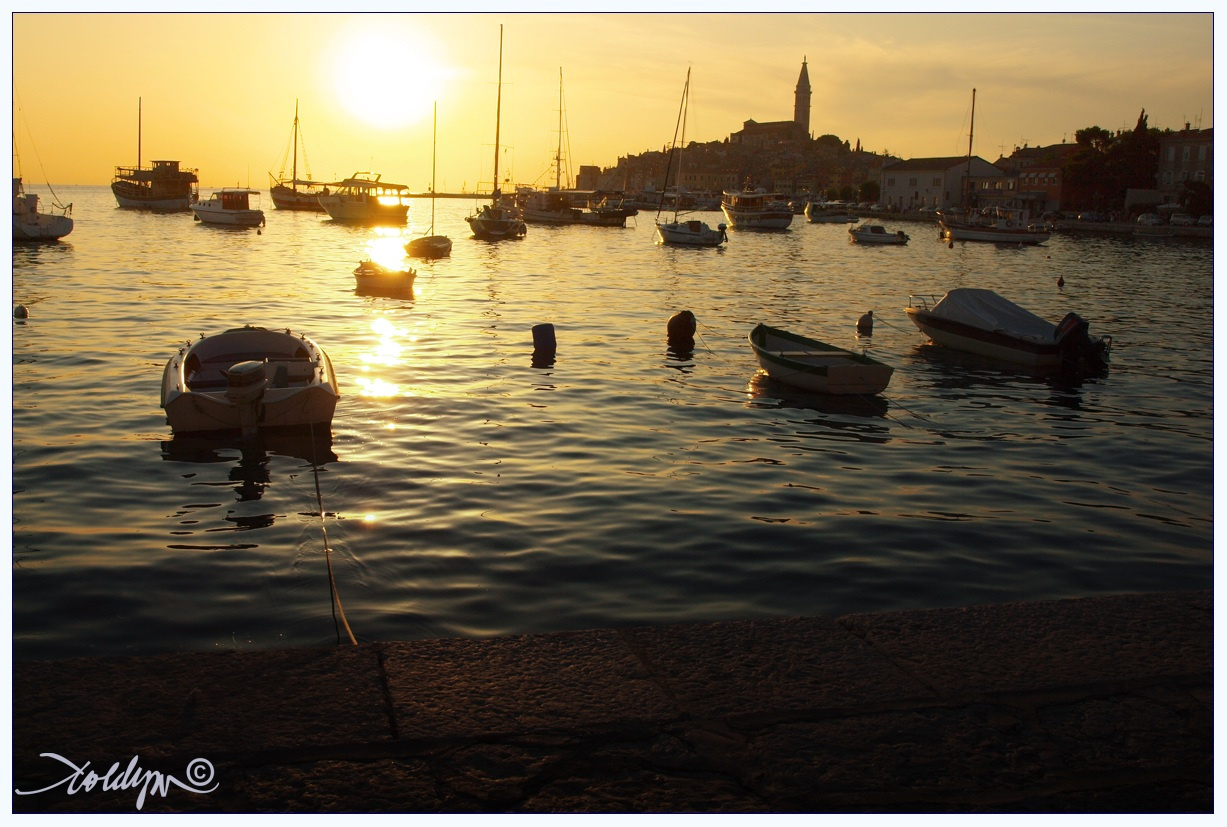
[406,102,452,258]
[110,97,199,211]
[269,101,330,211]
[13,122,73,241]
[465,25,527,241]
[936,89,1050,244]
[520,69,637,227]
[655,69,727,247]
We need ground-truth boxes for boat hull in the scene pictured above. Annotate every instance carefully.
[467,205,526,240]
[13,214,74,241]
[850,227,908,244]
[111,187,195,212]
[160,326,339,435]
[721,207,794,230]
[192,206,265,226]
[269,184,327,211]
[942,224,1051,244]
[749,323,893,395]
[319,198,409,224]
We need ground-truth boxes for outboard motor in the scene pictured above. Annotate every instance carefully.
[1054,312,1110,373]
[224,360,269,438]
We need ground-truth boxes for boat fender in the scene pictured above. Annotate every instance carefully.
[532,323,557,368]
[856,311,874,337]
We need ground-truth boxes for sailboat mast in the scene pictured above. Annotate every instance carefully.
[675,69,690,221]
[964,87,975,210]
[137,97,142,170]
[430,101,438,231]
[292,99,299,186]
[555,68,563,191]
[492,24,503,202]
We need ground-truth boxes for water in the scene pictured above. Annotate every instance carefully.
[11,187,1213,660]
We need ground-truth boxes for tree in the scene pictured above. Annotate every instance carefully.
[859,180,881,203]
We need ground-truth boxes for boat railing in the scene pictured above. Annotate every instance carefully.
[908,294,942,311]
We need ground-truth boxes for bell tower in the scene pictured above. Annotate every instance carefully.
[794,57,811,138]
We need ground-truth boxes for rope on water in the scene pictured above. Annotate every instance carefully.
[308,420,357,646]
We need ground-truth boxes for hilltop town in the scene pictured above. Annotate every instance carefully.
[572,61,1213,221]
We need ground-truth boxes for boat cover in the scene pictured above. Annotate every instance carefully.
[929,288,1055,342]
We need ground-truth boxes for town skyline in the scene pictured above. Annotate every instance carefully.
[11,12,1214,192]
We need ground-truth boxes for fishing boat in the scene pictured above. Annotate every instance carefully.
[318,172,411,224]
[405,102,452,258]
[161,326,340,436]
[749,323,894,395]
[13,177,73,241]
[192,188,266,227]
[354,259,417,292]
[111,98,199,211]
[849,223,909,244]
[655,68,727,247]
[721,187,794,230]
[466,26,527,241]
[269,101,330,211]
[906,288,1112,372]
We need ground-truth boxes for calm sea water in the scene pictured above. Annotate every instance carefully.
[10,186,1213,660]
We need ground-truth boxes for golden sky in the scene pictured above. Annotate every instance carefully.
[9,11,1215,192]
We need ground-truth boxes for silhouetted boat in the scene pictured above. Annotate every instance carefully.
[466,26,527,241]
[406,102,452,258]
[354,259,417,292]
[269,101,330,211]
[319,173,411,224]
[721,187,794,230]
[161,326,339,436]
[750,323,893,395]
[111,98,199,211]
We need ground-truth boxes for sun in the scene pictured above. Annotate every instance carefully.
[330,25,452,130]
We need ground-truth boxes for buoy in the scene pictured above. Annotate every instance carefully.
[532,323,557,368]
[667,310,697,355]
[1057,275,1065,288]
[13,304,28,319]
[857,310,874,336]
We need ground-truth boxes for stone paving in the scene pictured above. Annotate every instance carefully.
[11,590,1212,813]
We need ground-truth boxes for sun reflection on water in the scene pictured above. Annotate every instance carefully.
[355,316,413,399]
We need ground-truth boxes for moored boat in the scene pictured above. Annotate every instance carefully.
[269,101,330,211]
[192,188,265,227]
[111,98,198,211]
[318,173,411,224]
[938,205,1051,244]
[520,189,636,227]
[906,288,1111,372]
[354,259,417,292]
[804,201,857,223]
[850,223,909,244]
[406,103,452,258]
[13,177,73,241]
[466,26,527,242]
[721,188,794,230]
[161,326,339,436]
[749,323,894,395]
[655,69,727,248]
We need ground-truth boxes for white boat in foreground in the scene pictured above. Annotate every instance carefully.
[749,323,894,395]
[161,326,339,436]
[192,188,265,227]
[906,288,1111,372]
[13,177,73,241]
[850,223,909,244]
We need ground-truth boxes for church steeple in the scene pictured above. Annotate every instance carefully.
[794,57,811,137]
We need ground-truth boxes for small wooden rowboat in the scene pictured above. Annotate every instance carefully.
[749,323,894,395]
[354,259,417,291]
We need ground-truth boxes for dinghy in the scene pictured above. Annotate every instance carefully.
[749,323,894,395]
[161,326,339,436]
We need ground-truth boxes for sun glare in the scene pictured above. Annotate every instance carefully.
[331,26,452,130]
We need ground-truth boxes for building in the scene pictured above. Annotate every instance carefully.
[730,59,811,148]
[879,156,1003,211]
[1156,125,1213,196]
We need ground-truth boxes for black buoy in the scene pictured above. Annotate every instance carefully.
[13,304,29,319]
[667,310,697,356]
[532,323,556,367]
[856,310,874,336]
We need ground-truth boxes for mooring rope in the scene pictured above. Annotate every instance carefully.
[308,420,357,645]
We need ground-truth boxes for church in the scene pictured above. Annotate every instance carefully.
[730,59,811,147]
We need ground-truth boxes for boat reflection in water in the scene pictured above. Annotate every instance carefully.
[745,372,891,444]
[161,428,337,544]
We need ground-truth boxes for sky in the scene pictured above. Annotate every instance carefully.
[8,10,1216,194]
